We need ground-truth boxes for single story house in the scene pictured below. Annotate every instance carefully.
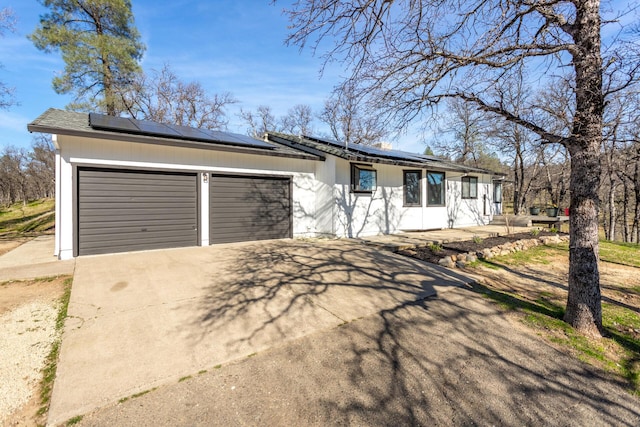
[28,109,504,259]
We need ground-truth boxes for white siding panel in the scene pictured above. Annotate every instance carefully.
[446,174,492,227]
[333,160,417,238]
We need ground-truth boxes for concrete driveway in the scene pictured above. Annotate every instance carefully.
[49,239,471,425]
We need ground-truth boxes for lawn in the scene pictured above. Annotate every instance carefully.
[467,240,640,395]
[0,199,55,234]
[600,240,640,268]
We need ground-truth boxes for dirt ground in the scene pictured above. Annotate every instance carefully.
[1,276,67,427]
[0,278,65,316]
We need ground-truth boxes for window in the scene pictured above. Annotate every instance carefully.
[427,172,445,206]
[403,170,422,206]
[462,176,478,199]
[351,164,377,193]
[493,181,502,203]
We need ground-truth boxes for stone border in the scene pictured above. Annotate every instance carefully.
[438,235,570,268]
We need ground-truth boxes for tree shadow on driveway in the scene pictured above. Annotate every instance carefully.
[186,239,470,353]
[183,239,640,425]
[81,285,640,426]
[301,290,640,425]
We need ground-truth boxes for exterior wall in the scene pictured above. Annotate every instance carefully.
[333,159,404,238]
[55,135,318,259]
[331,158,494,238]
[445,173,493,227]
[314,156,336,236]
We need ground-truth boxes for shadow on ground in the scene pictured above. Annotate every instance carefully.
[79,287,640,426]
[188,239,470,350]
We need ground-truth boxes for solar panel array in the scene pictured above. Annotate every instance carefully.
[89,113,276,150]
[304,135,437,164]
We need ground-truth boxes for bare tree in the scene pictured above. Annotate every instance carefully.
[0,137,55,206]
[0,146,28,205]
[0,7,17,109]
[600,88,640,242]
[318,82,388,146]
[433,97,487,165]
[240,105,279,137]
[281,104,314,136]
[26,135,55,200]
[120,64,236,130]
[240,104,315,137]
[285,0,640,336]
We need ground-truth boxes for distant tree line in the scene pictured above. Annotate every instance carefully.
[0,136,55,206]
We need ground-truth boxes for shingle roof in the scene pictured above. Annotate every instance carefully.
[267,132,497,174]
[27,108,323,161]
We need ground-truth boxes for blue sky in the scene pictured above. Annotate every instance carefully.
[0,0,424,153]
[0,1,636,155]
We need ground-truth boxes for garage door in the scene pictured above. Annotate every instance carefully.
[210,175,291,244]
[78,168,198,256]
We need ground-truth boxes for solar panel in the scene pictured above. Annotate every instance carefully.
[89,113,139,133]
[306,135,427,163]
[134,119,182,137]
[171,124,217,140]
[88,113,275,150]
[197,128,275,149]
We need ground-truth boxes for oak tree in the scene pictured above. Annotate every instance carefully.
[285,0,639,336]
[240,105,279,137]
[318,82,388,146]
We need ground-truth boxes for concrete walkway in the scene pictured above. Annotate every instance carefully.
[48,239,472,425]
[0,236,75,282]
[355,225,533,251]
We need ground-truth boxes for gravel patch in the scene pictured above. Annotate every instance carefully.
[0,301,58,425]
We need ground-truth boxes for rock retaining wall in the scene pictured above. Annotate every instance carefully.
[438,235,570,268]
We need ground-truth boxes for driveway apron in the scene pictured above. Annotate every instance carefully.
[48,239,470,425]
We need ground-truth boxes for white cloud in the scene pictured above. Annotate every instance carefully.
[0,110,30,133]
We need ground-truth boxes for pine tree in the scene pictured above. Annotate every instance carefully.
[30,0,145,115]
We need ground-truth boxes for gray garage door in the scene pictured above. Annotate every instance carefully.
[78,168,198,256]
[210,175,292,244]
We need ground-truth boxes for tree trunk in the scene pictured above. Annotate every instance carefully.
[622,179,630,242]
[634,158,640,243]
[607,182,616,241]
[565,146,602,337]
[563,0,603,337]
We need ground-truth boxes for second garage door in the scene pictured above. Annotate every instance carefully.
[210,175,292,244]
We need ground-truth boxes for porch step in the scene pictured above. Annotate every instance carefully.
[490,215,532,227]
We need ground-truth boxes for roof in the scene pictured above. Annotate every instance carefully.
[267,133,496,174]
[27,109,323,161]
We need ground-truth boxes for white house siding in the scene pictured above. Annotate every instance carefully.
[55,135,318,259]
[332,159,443,238]
[314,156,336,236]
[445,173,493,227]
[330,158,494,238]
